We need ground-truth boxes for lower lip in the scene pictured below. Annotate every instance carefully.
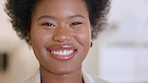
[47,50,76,60]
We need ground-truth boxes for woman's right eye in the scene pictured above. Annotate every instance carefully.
[40,22,55,27]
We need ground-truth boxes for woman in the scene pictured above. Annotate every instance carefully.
[5,0,110,83]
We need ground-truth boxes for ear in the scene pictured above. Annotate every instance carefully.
[90,26,93,48]
[90,25,93,31]
[90,26,93,39]
[27,27,32,45]
[90,42,93,47]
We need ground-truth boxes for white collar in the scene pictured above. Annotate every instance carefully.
[82,69,94,83]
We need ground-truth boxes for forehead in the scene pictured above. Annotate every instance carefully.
[35,0,87,11]
[33,0,88,18]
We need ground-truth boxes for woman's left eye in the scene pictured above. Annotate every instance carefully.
[70,22,82,26]
[40,22,55,27]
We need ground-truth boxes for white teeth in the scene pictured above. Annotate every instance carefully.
[51,50,74,56]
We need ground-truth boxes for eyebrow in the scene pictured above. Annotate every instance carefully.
[68,14,85,19]
[38,14,85,21]
[38,15,56,21]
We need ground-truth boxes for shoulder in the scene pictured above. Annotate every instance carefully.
[82,70,109,83]
[21,70,40,83]
[91,76,109,83]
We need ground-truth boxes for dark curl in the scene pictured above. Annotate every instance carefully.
[5,0,110,44]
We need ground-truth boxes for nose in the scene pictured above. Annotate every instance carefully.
[53,27,72,43]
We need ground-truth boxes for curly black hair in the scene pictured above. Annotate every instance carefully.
[5,0,110,45]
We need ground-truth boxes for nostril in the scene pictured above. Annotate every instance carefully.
[52,33,71,43]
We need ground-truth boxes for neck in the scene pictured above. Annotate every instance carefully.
[40,66,84,83]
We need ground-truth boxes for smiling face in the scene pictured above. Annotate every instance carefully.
[30,0,91,74]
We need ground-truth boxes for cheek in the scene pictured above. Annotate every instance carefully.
[76,27,91,62]
[76,27,91,46]
[77,32,90,55]
[30,28,49,48]
[30,28,52,61]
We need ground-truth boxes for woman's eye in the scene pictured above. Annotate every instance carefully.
[70,22,82,26]
[41,22,55,27]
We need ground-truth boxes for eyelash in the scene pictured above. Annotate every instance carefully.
[70,22,82,26]
[41,22,55,27]
[40,22,82,27]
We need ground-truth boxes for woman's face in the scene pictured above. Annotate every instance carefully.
[30,0,91,74]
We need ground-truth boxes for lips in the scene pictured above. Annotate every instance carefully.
[46,44,77,60]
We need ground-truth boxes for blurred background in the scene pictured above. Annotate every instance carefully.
[0,0,148,83]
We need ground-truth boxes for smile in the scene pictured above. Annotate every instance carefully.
[46,44,77,60]
[51,50,74,56]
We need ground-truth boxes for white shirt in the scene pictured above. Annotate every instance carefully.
[22,70,108,83]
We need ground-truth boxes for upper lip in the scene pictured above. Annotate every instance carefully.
[46,44,77,52]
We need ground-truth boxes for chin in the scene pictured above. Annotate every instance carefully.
[53,67,77,75]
